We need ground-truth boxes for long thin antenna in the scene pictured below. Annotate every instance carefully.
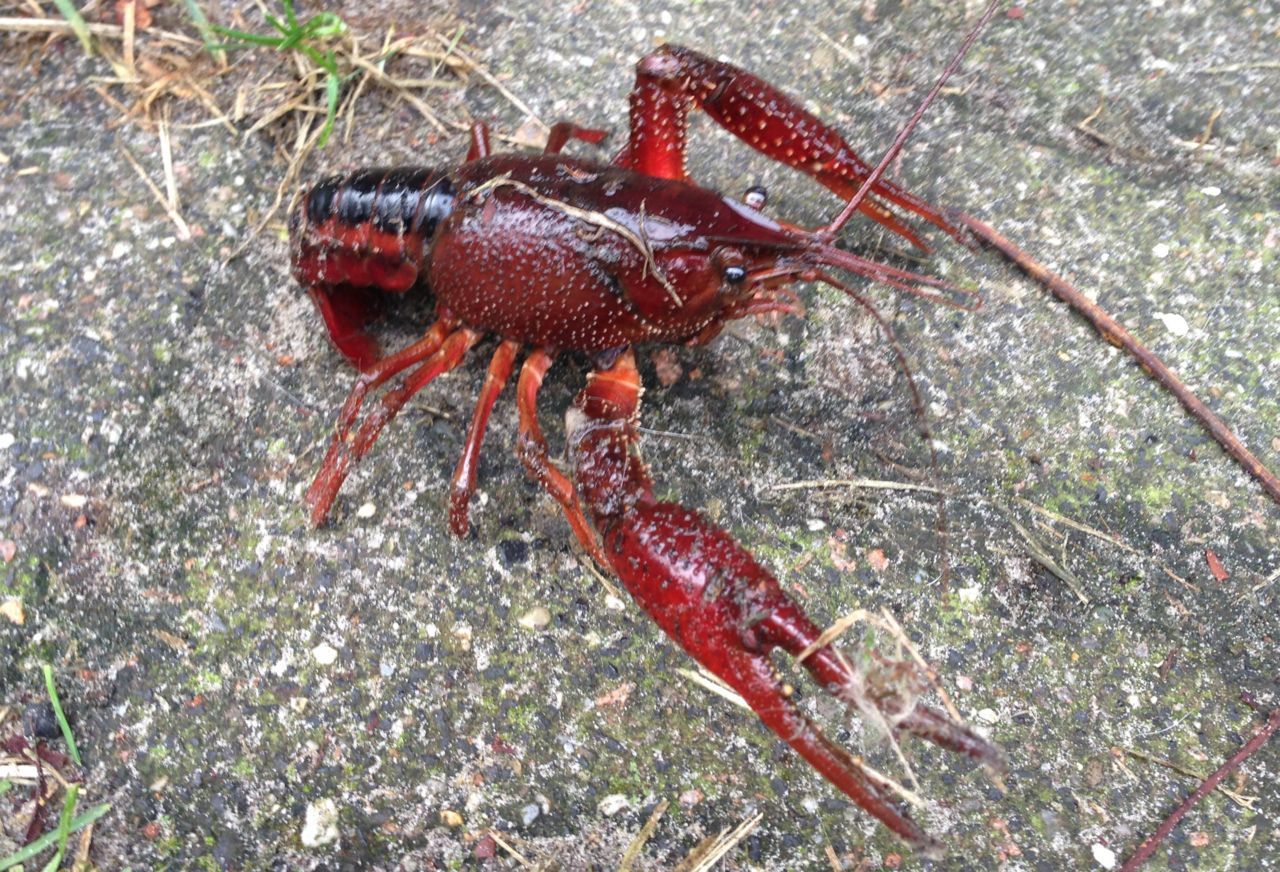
[824,0,1004,238]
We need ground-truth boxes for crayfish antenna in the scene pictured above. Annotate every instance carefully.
[565,349,1002,854]
[813,243,983,311]
[824,0,1004,239]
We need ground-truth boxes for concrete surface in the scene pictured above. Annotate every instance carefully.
[1,0,1277,869]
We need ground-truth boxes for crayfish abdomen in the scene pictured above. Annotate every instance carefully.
[289,167,455,369]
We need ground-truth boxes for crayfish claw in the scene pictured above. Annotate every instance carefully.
[761,614,1004,774]
[563,348,1001,852]
[726,644,946,857]
[897,704,1007,776]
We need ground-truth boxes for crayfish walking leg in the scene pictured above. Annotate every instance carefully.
[564,350,1003,854]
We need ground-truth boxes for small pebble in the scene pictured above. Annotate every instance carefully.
[977,708,999,724]
[22,702,59,739]
[518,607,551,630]
[1152,242,1170,258]
[311,643,339,666]
[1091,843,1117,869]
[474,835,497,860]
[60,493,88,509]
[300,799,339,847]
[355,502,376,519]
[597,794,630,817]
[440,809,463,827]
[1155,312,1188,336]
[0,432,14,450]
[0,598,22,625]
[805,518,825,531]
[520,803,541,826]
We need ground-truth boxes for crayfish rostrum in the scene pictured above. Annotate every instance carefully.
[289,35,1022,854]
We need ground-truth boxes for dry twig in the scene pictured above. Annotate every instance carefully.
[764,477,945,495]
[1121,747,1257,810]
[0,16,199,45]
[618,799,670,872]
[1119,706,1280,871]
[677,812,764,872]
[486,829,531,867]
[119,144,191,239]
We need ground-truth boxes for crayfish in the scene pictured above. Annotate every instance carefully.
[287,8,1278,854]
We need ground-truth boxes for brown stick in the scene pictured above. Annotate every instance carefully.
[957,212,1280,507]
[1118,706,1280,871]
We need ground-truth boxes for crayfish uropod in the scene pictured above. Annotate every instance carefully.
[291,39,1004,851]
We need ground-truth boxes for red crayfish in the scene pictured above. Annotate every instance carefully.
[290,36,1000,853]
[287,12,1280,853]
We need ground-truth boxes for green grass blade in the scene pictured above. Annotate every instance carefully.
[180,0,226,64]
[194,0,351,150]
[277,29,306,51]
[316,74,340,146]
[305,13,347,39]
[263,12,289,36]
[208,23,288,48]
[41,663,81,766]
[429,24,466,77]
[0,802,110,871]
[0,780,12,797]
[39,785,78,872]
[48,0,93,55]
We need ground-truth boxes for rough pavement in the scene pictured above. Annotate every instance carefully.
[1,1,1277,868]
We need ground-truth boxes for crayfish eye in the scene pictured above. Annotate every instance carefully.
[713,247,748,285]
[744,185,768,211]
